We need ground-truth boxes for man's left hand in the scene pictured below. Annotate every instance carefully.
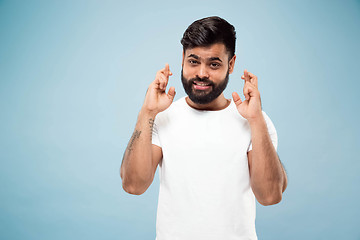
[232,69,263,122]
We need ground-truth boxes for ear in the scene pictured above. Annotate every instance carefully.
[182,51,185,66]
[228,54,236,74]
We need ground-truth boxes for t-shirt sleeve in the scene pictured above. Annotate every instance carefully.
[151,114,162,147]
[247,111,278,152]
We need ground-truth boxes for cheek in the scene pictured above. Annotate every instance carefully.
[182,67,195,78]
[212,71,226,81]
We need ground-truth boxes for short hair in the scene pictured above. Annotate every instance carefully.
[181,16,236,60]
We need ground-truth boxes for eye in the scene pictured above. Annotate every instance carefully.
[188,59,199,65]
[210,62,221,68]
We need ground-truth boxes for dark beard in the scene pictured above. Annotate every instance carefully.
[181,68,229,104]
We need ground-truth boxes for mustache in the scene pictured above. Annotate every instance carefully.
[189,76,214,85]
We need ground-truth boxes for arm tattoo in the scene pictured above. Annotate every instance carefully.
[126,118,154,154]
[127,130,141,152]
[149,118,155,140]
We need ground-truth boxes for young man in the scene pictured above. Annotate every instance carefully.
[121,16,287,240]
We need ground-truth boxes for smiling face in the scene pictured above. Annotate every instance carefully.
[181,43,236,105]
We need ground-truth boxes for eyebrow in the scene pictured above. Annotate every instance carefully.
[187,54,223,62]
[209,57,222,62]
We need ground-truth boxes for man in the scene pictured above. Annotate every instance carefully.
[120,16,287,240]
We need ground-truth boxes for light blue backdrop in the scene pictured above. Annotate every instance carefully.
[1,0,359,239]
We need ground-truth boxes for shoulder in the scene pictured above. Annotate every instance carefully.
[260,111,277,140]
[154,96,186,123]
[261,111,276,127]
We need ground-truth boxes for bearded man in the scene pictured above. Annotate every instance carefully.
[120,16,288,240]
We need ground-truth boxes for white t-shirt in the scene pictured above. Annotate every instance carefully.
[152,96,278,240]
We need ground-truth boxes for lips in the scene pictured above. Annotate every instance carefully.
[193,81,212,90]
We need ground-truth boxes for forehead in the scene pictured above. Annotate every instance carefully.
[184,43,229,60]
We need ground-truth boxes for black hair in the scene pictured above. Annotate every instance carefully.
[181,16,236,59]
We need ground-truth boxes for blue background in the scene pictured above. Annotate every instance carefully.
[1,0,359,239]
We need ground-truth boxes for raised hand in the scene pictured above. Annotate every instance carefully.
[142,63,176,115]
[232,69,262,122]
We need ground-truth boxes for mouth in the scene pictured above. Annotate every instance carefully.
[192,81,212,90]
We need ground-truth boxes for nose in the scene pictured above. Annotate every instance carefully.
[197,65,209,79]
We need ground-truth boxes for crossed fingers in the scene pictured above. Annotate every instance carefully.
[241,69,258,88]
[155,63,172,91]
[241,69,259,101]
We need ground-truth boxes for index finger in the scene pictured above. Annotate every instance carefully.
[241,69,251,82]
[244,69,250,81]
[163,63,172,76]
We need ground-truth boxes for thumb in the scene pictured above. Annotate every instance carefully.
[167,86,176,101]
[232,92,242,106]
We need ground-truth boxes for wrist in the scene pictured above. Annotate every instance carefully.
[139,107,158,119]
[248,113,266,128]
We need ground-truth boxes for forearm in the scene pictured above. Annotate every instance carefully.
[120,108,157,194]
[248,116,286,205]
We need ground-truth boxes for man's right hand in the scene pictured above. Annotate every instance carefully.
[142,63,176,115]
[122,64,174,195]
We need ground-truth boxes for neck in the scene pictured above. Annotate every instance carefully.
[185,93,230,111]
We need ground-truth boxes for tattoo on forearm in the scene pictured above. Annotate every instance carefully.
[149,118,155,140]
[127,130,141,152]
[125,118,154,155]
